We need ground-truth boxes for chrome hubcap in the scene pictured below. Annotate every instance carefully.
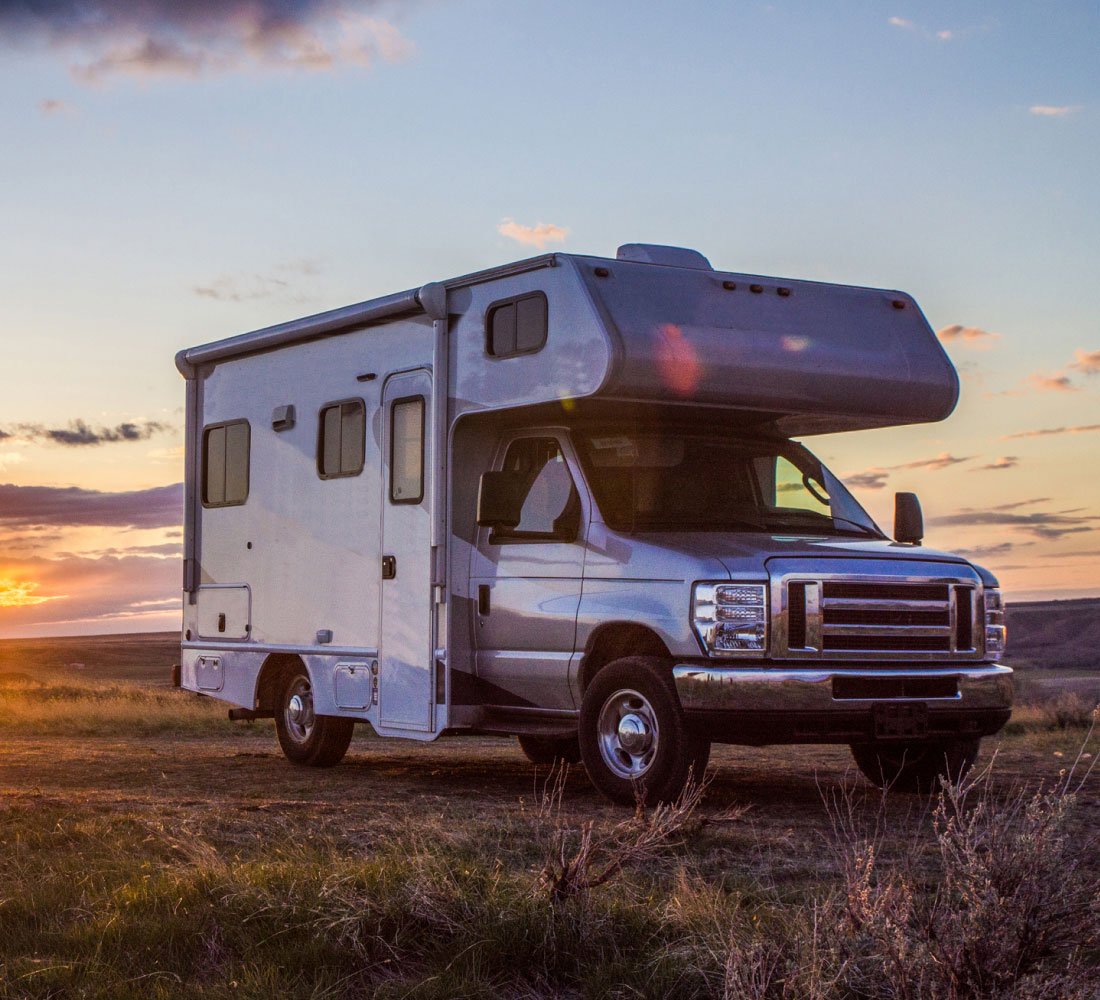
[597,688,659,779]
[284,676,315,743]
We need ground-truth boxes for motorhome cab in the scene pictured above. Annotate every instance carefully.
[175,243,1012,805]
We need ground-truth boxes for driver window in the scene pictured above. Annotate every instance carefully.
[772,455,830,513]
[494,437,580,542]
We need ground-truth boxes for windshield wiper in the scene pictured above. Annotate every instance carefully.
[763,512,882,538]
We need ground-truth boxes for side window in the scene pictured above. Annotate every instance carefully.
[770,455,831,513]
[390,396,425,504]
[486,291,548,358]
[494,437,580,542]
[202,420,250,507]
[318,399,365,479]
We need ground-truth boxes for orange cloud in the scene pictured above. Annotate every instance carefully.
[1071,348,1100,375]
[1029,105,1081,117]
[497,219,569,251]
[1004,423,1100,439]
[1029,372,1078,392]
[936,325,1000,348]
[973,456,1019,471]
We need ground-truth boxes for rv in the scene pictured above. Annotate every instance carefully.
[174,243,1012,804]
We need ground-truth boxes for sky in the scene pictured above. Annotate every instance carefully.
[0,0,1097,637]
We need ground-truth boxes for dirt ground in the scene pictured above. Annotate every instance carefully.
[5,729,1098,856]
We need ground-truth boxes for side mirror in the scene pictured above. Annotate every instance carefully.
[477,471,526,529]
[894,492,924,545]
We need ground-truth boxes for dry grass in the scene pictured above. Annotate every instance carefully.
[0,673,264,737]
[0,644,1098,997]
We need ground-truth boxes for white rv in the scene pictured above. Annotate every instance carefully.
[175,243,1012,804]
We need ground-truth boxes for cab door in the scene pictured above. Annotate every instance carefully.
[471,433,587,710]
[378,369,434,732]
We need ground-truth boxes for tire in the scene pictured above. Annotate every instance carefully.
[578,656,698,806]
[517,734,582,766]
[850,738,980,794]
[274,670,354,767]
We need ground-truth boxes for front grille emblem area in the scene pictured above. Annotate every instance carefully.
[777,576,980,661]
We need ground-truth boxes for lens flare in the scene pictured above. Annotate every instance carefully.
[655,323,701,397]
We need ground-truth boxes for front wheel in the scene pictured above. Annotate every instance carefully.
[850,738,980,794]
[275,671,354,767]
[579,656,703,806]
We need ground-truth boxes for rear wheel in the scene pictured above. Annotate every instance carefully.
[850,738,980,793]
[579,656,702,806]
[517,734,581,766]
[275,670,354,767]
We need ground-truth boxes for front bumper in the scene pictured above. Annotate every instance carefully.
[672,663,1013,746]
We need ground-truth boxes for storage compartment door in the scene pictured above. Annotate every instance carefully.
[196,585,251,640]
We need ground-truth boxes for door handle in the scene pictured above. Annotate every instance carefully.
[478,584,490,616]
[382,555,397,580]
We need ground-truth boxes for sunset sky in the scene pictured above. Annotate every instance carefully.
[0,0,1097,637]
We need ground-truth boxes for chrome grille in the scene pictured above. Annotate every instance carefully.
[777,576,980,661]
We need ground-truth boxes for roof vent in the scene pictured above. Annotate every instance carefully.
[616,243,712,270]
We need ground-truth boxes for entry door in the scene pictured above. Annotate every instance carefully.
[472,434,586,711]
[379,369,434,732]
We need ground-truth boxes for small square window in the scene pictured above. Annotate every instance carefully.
[487,292,547,357]
[203,420,250,507]
[318,399,366,479]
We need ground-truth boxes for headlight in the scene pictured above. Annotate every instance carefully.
[984,588,1006,661]
[693,583,768,656]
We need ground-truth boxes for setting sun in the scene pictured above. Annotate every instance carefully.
[0,577,58,608]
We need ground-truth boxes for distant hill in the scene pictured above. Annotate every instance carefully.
[0,632,180,685]
[1005,598,1100,671]
[0,601,1096,686]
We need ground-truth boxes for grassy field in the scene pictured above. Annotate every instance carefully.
[0,617,1098,998]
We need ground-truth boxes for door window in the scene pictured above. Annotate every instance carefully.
[493,437,580,542]
[390,397,425,504]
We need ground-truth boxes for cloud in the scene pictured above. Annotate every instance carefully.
[56,542,182,559]
[497,219,569,251]
[990,497,1051,511]
[1005,424,1100,439]
[929,508,1099,540]
[38,97,71,114]
[973,456,1018,471]
[0,1,412,84]
[194,258,323,302]
[1028,372,1078,392]
[844,452,973,489]
[1029,105,1081,117]
[952,542,1015,559]
[0,451,25,473]
[1070,348,1100,375]
[0,551,180,634]
[195,274,289,302]
[0,482,183,530]
[891,452,973,472]
[887,15,957,41]
[936,324,1000,348]
[845,468,890,490]
[1,419,170,446]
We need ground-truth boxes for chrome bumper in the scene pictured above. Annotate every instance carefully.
[672,664,1014,713]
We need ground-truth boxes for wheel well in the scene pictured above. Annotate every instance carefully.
[255,654,306,711]
[579,624,671,692]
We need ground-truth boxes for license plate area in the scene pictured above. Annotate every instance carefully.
[873,702,929,739]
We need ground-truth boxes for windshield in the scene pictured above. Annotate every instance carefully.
[575,429,884,537]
